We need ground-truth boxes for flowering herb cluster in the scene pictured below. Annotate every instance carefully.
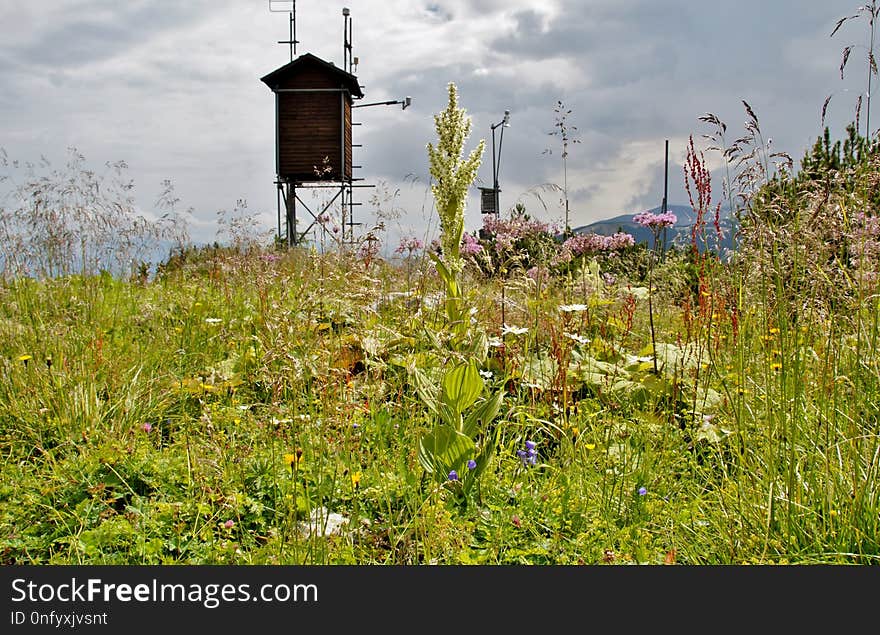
[633,211,677,231]
[555,231,635,264]
[481,214,556,252]
[517,440,538,467]
[395,236,424,257]
[460,231,483,256]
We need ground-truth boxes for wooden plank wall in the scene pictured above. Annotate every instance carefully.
[278,93,344,181]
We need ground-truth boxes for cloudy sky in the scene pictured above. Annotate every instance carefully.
[0,1,872,248]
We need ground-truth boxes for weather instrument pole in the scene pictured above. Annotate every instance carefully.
[490,110,511,220]
[661,139,669,259]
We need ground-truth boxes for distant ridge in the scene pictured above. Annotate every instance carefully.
[572,204,737,253]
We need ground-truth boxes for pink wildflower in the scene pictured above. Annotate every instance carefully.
[633,211,677,231]
[395,236,424,255]
[460,232,483,255]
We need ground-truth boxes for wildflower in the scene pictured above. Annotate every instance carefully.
[460,231,483,256]
[467,459,477,470]
[633,211,677,230]
[518,441,538,466]
[558,304,588,313]
[223,519,235,529]
[638,486,647,496]
[284,448,303,469]
[142,422,152,433]
[395,236,424,256]
[350,471,362,488]
[770,362,782,372]
[585,443,596,451]
[501,324,529,336]
[427,82,486,273]
[511,514,521,528]
[205,318,222,324]
[526,266,549,284]
[478,369,493,380]
[448,470,459,481]
[17,354,32,364]
[564,331,590,345]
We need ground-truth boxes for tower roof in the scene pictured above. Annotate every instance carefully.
[260,52,364,97]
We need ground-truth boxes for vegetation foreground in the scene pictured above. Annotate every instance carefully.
[2,87,880,566]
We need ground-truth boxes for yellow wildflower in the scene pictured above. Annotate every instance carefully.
[350,471,362,488]
[283,448,303,469]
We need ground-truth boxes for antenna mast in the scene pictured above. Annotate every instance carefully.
[661,139,669,258]
[343,7,353,73]
[270,1,299,62]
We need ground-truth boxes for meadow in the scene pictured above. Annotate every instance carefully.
[2,89,879,566]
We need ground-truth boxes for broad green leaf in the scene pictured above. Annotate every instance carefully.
[428,251,452,287]
[468,328,489,363]
[441,361,484,415]
[418,425,475,482]
[462,387,505,437]
[428,251,460,301]
[696,387,723,410]
[438,401,461,429]
[522,353,558,390]
[626,286,650,300]
[694,418,732,444]
[647,342,702,375]
[410,366,439,415]
[461,428,500,495]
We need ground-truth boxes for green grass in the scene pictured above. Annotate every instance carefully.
[0,243,877,565]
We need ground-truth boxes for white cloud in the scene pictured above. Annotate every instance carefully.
[0,0,867,250]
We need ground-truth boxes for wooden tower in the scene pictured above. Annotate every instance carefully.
[261,53,364,245]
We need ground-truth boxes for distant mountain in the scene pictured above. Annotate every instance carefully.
[572,204,737,253]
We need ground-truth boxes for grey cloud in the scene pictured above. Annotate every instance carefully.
[0,0,867,248]
[8,1,224,69]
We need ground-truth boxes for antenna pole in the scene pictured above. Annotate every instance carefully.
[661,139,669,258]
[343,8,353,73]
[291,0,297,58]
[273,1,298,62]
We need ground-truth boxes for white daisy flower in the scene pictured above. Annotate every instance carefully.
[563,331,591,345]
[558,304,588,313]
